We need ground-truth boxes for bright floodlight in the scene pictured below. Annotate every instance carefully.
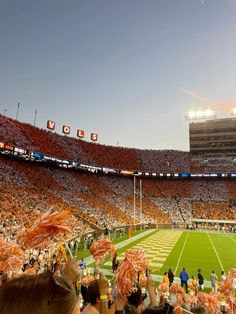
[188,111,195,118]
[196,110,203,117]
[205,109,212,117]
[185,109,217,121]
[231,107,236,118]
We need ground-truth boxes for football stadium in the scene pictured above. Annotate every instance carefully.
[1,1,236,313]
[1,112,236,313]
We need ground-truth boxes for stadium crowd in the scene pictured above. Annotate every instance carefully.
[1,149,236,232]
[3,114,236,174]
[1,240,236,314]
[1,115,236,313]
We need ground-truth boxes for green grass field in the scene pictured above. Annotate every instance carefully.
[161,231,236,279]
[83,229,236,285]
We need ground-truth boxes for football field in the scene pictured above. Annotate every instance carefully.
[98,229,236,282]
[158,230,236,278]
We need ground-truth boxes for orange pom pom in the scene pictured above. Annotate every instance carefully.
[89,238,115,265]
[18,210,75,249]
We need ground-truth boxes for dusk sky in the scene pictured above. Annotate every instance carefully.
[1,0,236,151]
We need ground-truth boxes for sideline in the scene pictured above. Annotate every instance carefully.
[98,268,213,288]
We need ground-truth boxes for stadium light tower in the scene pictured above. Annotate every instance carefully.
[34,109,37,126]
[16,102,20,120]
[232,107,236,118]
[185,109,217,122]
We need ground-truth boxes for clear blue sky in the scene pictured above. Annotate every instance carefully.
[1,0,236,151]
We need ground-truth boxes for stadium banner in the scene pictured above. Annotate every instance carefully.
[120,170,135,175]
[62,125,71,135]
[77,129,85,138]
[179,173,191,178]
[47,120,55,130]
[4,144,14,151]
[2,140,236,179]
[91,133,98,141]
[33,152,44,159]
[102,167,119,174]
[79,163,102,173]
[14,147,27,155]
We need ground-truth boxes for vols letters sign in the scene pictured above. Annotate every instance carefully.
[62,125,71,135]
[46,121,98,141]
[91,133,98,141]
[77,129,85,138]
[47,120,56,130]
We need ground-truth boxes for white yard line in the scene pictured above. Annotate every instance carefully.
[174,232,189,274]
[207,233,224,270]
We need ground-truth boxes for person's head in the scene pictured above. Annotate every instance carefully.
[143,304,174,314]
[221,270,224,275]
[198,269,201,273]
[81,284,89,305]
[212,270,215,273]
[191,305,208,314]
[0,271,77,314]
[86,272,108,306]
[183,268,186,271]
[88,279,100,305]
[124,303,140,314]
[164,272,167,276]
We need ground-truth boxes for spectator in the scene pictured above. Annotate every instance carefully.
[179,268,189,292]
[81,273,109,314]
[142,304,174,313]
[167,269,174,286]
[197,269,204,291]
[221,270,226,281]
[79,258,86,270]
[162,272,169,285]
[0,259,80,314]
[210,270,218,292]
[191,305,208,314]
[190,276,198,295]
